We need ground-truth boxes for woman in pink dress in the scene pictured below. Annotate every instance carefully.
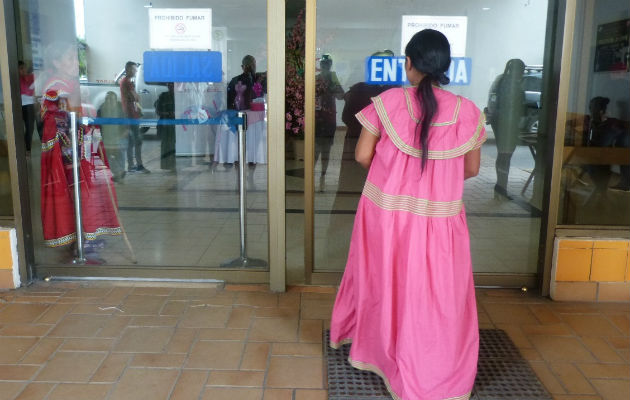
[330,29,486,400]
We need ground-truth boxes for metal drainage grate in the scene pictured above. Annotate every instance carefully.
[325,329,552,400]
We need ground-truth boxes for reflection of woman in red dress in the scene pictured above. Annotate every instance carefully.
[40,89,121,250]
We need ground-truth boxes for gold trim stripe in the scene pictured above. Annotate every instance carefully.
[356,110,380,137]
[363,180,463,217]
[41,137,58,152]
[404,88,461,126]
[329,338,471,400]
[373,96,483,160]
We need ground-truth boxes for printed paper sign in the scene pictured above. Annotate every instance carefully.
[401,16,468,57]
[365,56,472,86]
[149,8,212,50]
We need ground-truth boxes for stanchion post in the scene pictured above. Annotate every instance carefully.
[70,112,86,263]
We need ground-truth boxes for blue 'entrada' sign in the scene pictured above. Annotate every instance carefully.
[365,56,472,86]
[143,51,222,83]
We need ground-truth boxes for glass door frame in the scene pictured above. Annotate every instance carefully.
[0,0,287,291]
[302,0,569,291]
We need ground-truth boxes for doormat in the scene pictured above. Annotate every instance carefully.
[324,329,552,400]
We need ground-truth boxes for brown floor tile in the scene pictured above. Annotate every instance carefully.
[0,303,49,324]
[188,292,235,306]
[272,343,322,357]
[519,347,544,361]
[91,353,131,382]
[529,362,566,394]
[20,337,63,364]
[0,364,40,380]
[170,288,222,299]
[607,336,630,350]
[299,320,324,343]
[234,292,278,307]
[207,370,264,387]
[60,338,115,352]
[95,316,132,338]
[266,357,323,388]
[34,351,106,382]
[577,363,630,379]
[165,328,197,354]
[278,292,301,308]
[249,318,298,342]
[300,300,334,320]
[131,287,174,296]
[255,307,300,319]
[13,383,55,400]
[101,287,133,304]
[590,379,630,400]
[34,304,74,324]
[619,349,630,362]
[494,324,534,349]
[521,323,574,336]
[561,315,624,337]
[48,383,111,400]
[240,342,270,370]
[129,316,179,327]
[114,327,175,353]
[288,286,336,294]
[550,303,600,314]
[160,300,189,316]
[0,337,39,363]
[263,388,293,400]
[170,370,209,400]
[180,306,231,328]
[186,341,244,369]
[483,303,540,325]
[226,307,254,329]
[63,288,113,298]
[48,314,111,337]
[225,284,269,292]
[71,304,122,315]
[530,336,597,362]
[301,293,336,301]
[0,324,53,337]
[118,295,167,315]
[549,362,596,394]
[580,337,625,363]
[0,382,26,400]
[529,304,562,324]
[130,353,186,368]
[201,387,262,400]
[606,314,630,336]
[108,368,179,400]
[295,389,328,400]
[198,328,247,341]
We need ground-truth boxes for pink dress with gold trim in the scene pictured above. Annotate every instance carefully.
[330,86,486,400]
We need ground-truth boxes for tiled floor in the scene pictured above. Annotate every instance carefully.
[0,282,628,400]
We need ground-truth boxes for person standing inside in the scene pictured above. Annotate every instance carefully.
[98,91,127,182]
[227,55,266,111]
[315,53,344,191]
[120,61,149,173]
[330,29,485,400]
[155,83,176,172]
[19,61,37,153]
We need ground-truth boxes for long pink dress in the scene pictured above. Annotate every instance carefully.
[330,86,486,400]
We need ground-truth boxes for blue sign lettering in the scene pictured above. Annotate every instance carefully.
[366,56,472,86]
[143,51,222,83]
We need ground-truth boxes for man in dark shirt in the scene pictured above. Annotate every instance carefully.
[226,55,266,111]
[120,61,149,173]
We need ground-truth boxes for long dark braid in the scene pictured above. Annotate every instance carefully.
[405,29,451,170]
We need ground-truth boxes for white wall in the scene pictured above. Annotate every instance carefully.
[84,0,268,84]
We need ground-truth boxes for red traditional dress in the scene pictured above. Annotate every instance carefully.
[330,86,487,400]
[40,90,122,247]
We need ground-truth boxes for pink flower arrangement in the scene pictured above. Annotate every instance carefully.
[286,9,305,138]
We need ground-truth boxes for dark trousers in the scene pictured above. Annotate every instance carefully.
[126,124,143,169]
[22,104,36,151]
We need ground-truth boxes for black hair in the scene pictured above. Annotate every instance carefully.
[125,61,137,71]
[404,29,451,170]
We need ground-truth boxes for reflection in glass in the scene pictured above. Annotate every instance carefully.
[559,0,630,225]
[0,65,12,216]
[312,0,550,275]
[19,0,269,268]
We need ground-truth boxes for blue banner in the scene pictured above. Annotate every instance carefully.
[365,56,472,86]
[143,51,222,83]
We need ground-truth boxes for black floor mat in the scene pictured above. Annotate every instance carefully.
[324,329,552,400]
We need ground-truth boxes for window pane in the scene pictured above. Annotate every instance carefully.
[0,64,13,216]
[559,0,630,225]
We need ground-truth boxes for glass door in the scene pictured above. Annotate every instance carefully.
[15,0,276,279]
[301,0,556,286]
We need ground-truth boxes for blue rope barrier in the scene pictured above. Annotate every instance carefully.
[86,110,243,127]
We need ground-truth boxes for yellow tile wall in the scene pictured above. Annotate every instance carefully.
[553,238,630,302]
[0,231,13,270]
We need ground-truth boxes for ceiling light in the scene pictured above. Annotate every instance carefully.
[482,7,491,11]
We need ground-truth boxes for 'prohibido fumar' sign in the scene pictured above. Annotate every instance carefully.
[401,16,468,57]
[149,8,212,50]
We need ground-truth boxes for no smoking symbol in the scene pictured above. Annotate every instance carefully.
[175,23,186,34]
